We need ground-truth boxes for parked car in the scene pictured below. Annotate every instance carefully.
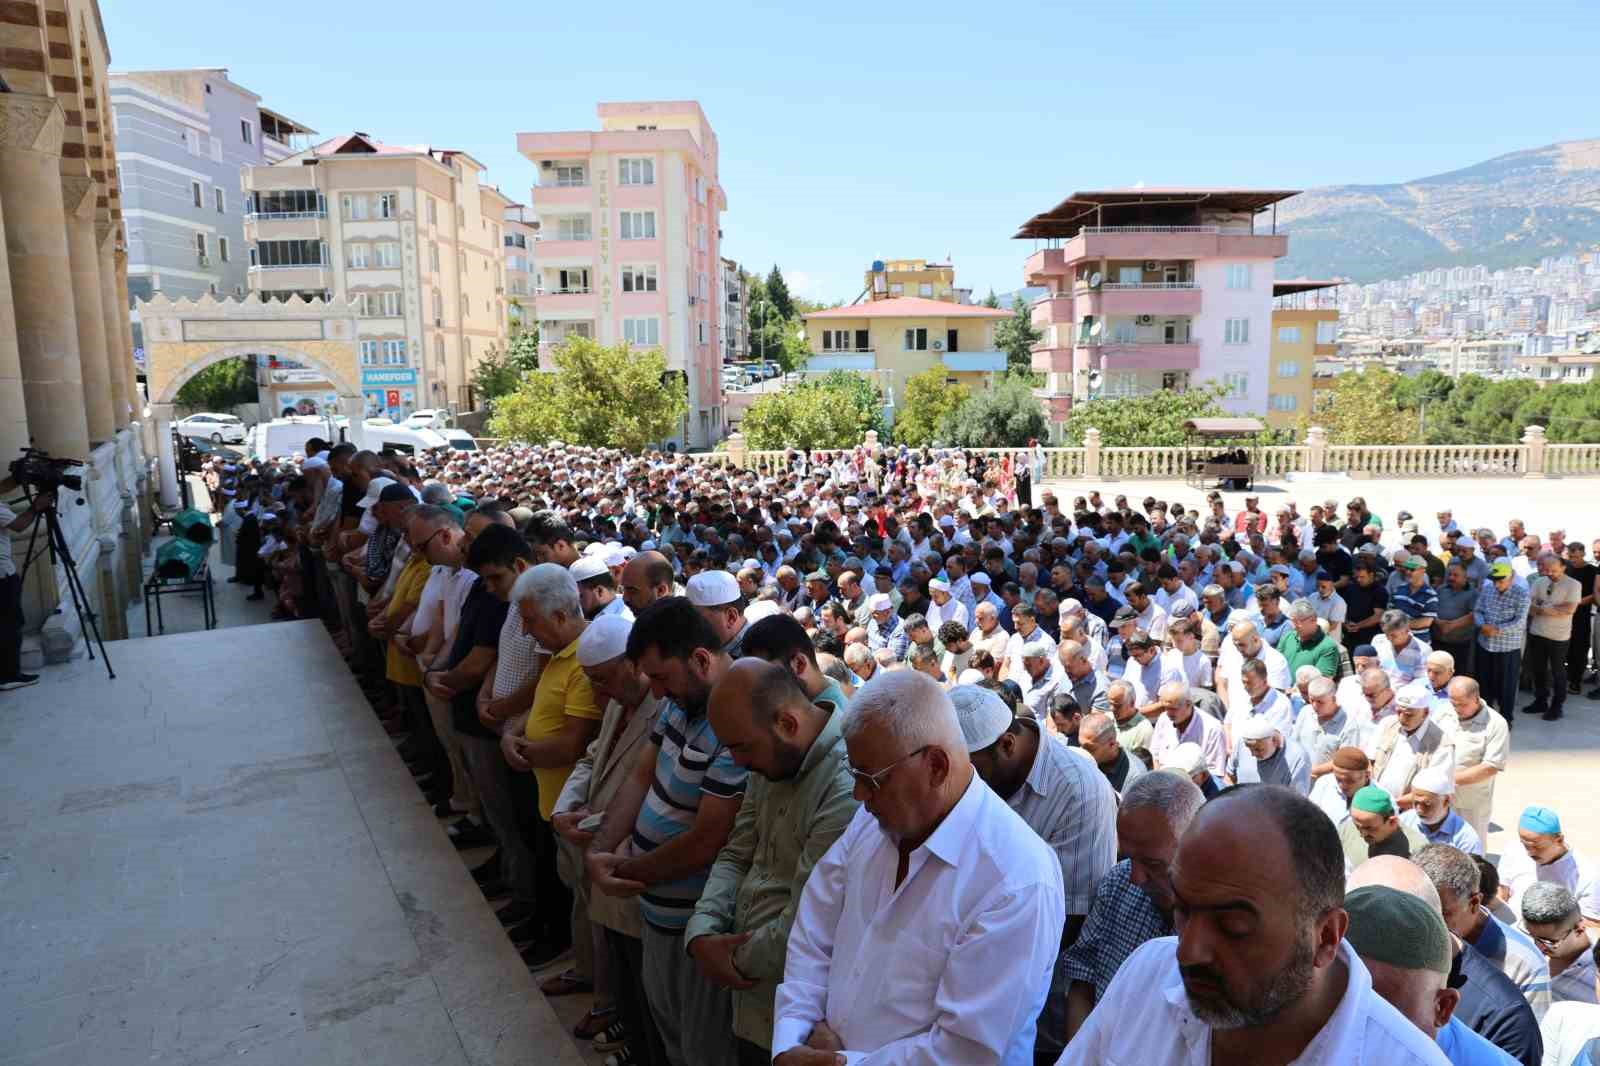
[440,428,478,452]
[404,409,449,430]
[175,412,247,444]
[177,435,244,472]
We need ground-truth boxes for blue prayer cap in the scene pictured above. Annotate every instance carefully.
[1519,806,1562,836]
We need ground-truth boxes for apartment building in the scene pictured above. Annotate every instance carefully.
[1516,351,1600,384]
[864,258,962,303]
[1423,338,1522,378]
[1267,279,1340,430]
[504,204,538,332]
[241,132,511,419]
[803,298,1009,425]
[1017,189,1296,436]
[109,67,314,348]
[720,257,747,362]
[517,101,727,448]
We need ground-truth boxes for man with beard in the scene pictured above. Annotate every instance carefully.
[586,597,746,1066]
[1058,785,1449,1065]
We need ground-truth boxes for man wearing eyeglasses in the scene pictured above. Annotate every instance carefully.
[1519,883,1597,1006]
[773,671,1065,1066]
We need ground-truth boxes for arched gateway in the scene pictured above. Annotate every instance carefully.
[137,294,367,505]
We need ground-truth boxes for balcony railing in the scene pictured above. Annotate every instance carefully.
[249,263,329,271]
[534,286,593,295]
[1098,281,1196,290]
[246,210,327,220]
[817,347,875,354]
[1081,225,1220,234]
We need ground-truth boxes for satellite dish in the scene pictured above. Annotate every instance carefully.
[1088,271,1103,288]
[1087,370,1104,390]
[870,260,886,273]
[1090,320,1104,339]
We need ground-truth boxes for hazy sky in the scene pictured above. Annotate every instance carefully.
[105,0,1599,302]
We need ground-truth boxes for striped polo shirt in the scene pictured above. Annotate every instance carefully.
[633,699,748,931]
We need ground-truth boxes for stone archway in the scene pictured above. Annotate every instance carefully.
[137,294,365,505]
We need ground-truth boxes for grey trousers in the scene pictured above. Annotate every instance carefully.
[458,733,536,907]
[640,923,737,1066]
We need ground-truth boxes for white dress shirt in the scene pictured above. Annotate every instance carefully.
[1149,708,1229,777]
[774,774,1066,1065]
[1057,936,1450,1065]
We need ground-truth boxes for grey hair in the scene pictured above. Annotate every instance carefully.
[1306,676,1336,700]
[1122,770,1205,836]
[1413,844,1481,905]
[1426,650,1455,671]
[1447,675,1480,699]
[1106,679,1135,703]
[410,503,462,530]
[1380,609,1410,633]
[1158,679,1191,705]
[420,480,454,505]
[1287,599,1318,621]
[1294,664,1322,687]
[907,642,940,667]
[1521,882,1579,926]
[843,643,872,669]
[1059,639,1087,665]
[1360,667,1391,692]
[1229,618,1258,641]
[1079,711,1117,744]
[843,670,963,751]
[511,562,581,619]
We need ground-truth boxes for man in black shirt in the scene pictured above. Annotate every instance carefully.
[1342,558,1389,651]
[1563,542,1596,696]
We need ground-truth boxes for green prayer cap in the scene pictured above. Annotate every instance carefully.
[1351,785,1395,817]
[1344,886,1452,976]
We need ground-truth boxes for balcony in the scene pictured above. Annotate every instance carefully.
[1031,293,1076,325]
[533,237,595,260]
[942,350,1006,373]
[1097,341,1200,371]
[532,290,598,316]
[247,264,331,290]
[1090,284,1202,317]
[531,183,593,208]
[806,351,876,372]
[1031,346,1075,374]
[1026,228,1288,275]
[244,213,325,241]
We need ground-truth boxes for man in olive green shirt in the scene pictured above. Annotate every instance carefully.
[686,658,859,1064]
[1277,600,1343,679]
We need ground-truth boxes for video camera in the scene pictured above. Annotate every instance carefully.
[9,447,84,493]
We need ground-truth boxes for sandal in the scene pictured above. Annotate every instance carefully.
[541,968,595,998]
[572,1004,616,1040]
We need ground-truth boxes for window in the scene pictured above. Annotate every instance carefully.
[556,216,591,241]
[427,197,438,225]
[377,194,395,219]
[622,265,658,293]
[623,317,660,346]
[185,128,202,156]
[1102,371,1139,398]
[822,329,857,351]
[240,119,253,145]
[698,321,709,345]
[196,233,208,261]
[1222,372,1250,397]
[376,242,399,268]
[343,194,368,221]
[619,158,654,185]
[433,290,443,321]
[620,211,656,240]
[382,340,407,365]
[435,336,446,366]
[556,267,590,293]
[1226,264,1252,290]
[693,174,705,203]
[1269,393,1299,412]
[919,282,933,297]
[429,243,439,271]
[218,237,229,263]
[380,291,403,317]
[249,189,324,216]
[1118,266,1143,285]
[507,254,527,272]
[213,187,225,213]
[347,244,369,269]
[1277,360,1302,378]
[360,340,380,366]
[1316,320,1337,344]
[553,165,586,187]
[209,136,222,163]
[191,181,203,208]
[903,328,928,351]
[697,272,707,301]
[696,223,706,251]
[889,283,904,296]
[1277,325,1301,343]
[1111,319,1138,344]
[1224,318,1250,344]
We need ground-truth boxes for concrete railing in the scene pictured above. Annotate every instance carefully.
[710,425,1585,480]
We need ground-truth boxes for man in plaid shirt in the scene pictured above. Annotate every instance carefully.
[1473,561,1530,729]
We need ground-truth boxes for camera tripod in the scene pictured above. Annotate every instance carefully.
[17,488,114,680]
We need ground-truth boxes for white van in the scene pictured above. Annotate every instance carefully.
[440,428,478,452]
[364,422,449,456]
[250,416,339,461]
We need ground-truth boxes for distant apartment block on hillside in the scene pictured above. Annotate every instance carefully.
[1016,188,1296,438]
[517,101,727,448]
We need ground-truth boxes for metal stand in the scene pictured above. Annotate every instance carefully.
[144,561,216,635]
[18,499,115,679]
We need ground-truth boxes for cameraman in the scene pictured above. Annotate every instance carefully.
[0,475,56,691]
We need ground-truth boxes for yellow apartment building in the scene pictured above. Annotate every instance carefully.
[864,259,961,302]
[1269,280,1340,431]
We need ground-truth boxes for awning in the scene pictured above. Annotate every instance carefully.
[1183,417,1266,436]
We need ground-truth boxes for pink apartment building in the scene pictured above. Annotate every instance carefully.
[517,101,727,448]
[1016,189,1297,433]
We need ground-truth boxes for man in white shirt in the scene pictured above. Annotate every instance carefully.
[1216,618,1291,713]
[1500,806,1600,929]
[1148,681,1229,778]
[925,578,969,632]
[1059,785,1450,1065]
[774,671,1065,1066]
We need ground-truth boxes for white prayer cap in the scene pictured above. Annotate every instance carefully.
[970,571,993,587]
[570,556,609,582]
[577,615,632,667]
[1240,716,1278,742]
[951,685,1013,753]
[957,668,987,686]
[1161,742,1207,775]
[1411,763,1455,797]
[928,578,951,593]
[604,547,631,568]
[1396,680,1433,709]
[686,570,740,607]
[744,600,784,624]
[868,593,892,612]
[583,541,612,557]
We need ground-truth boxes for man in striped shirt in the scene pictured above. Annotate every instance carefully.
[1473,562,1531,724]
[586,597,746,1066]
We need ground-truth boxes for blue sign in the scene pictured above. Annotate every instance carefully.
[362,368,417,387]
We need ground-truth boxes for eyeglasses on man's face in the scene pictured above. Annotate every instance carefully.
[847,745,931,793]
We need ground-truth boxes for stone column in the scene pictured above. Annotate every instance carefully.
[0,94,90,460]
[1521,424,1547,478]
[1305,425,1328,474]
[63,181,114,445]
[725,431,747,469]
[151,402,179,507]
[114,246,140,419]
[1083,427,1102,479]
[0,181,32,465]
[97,228,131,430]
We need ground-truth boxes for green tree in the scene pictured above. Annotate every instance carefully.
[993,296,1043,377]
[471,329,542,408]
[764,265,795,321]
[176,356,257,411]
[1297,370,1413,445]
[895,368,969,446]
[1058,385,1230,447]
[981,289,1001,309]
[1392,367,1455,411]
[938,375,1047,447]
[487,336,686,451]
[740,371,882,450]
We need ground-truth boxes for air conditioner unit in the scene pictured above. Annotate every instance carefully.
[1143,260,1159,271]
[1137,315,1155,325]
[932,340,945,351]
[540,160,556,168]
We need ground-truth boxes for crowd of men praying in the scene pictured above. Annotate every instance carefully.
[201,438,1600,1066]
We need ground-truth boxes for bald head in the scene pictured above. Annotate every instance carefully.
[621,550,675,614]
[1348,856,1443,914]
[707,659,826,783]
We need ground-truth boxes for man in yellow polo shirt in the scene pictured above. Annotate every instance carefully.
[502,562,603,969]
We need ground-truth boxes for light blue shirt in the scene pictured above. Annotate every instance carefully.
[1401,807,1484,856]
[1435,1014,1517,1064]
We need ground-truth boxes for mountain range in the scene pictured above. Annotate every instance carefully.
[1274,137,1600,283]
